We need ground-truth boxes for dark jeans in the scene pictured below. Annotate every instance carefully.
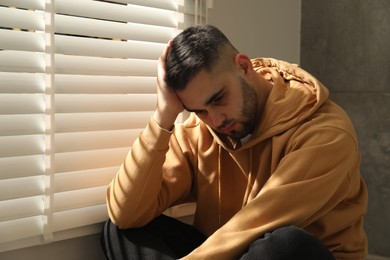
[100,215,335,260]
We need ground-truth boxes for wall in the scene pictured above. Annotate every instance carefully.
[301,0,390,257]
[0,1,302,259]
[208,0,301,63]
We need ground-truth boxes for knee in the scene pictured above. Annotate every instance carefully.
[242,226,334,260]
[273,226,333,257]
[273,225,315,242]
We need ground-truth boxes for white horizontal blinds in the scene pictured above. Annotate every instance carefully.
[0,0,180,252]
[179,0,212,28]
[52,0,178,239]
[0,0,46,252]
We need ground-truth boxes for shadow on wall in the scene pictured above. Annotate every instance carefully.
[300,0,390,257]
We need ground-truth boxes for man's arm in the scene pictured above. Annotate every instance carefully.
[106,42,189,228]
[153,40,184,130]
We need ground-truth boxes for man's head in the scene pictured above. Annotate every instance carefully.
[165,25,238,91]
[165,25,270,140]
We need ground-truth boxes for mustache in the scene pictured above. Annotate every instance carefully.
[217,119,235,131]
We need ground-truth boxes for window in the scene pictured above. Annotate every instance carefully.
[0,0,213,253]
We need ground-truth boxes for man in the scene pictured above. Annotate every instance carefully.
[101,25,368,259]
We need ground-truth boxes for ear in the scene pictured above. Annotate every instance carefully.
[234,53,253,75]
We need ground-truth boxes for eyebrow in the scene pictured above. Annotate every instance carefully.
[205,88,224,106]
[184,88,224,113]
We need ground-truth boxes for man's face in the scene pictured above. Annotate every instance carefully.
[177,69,259,139]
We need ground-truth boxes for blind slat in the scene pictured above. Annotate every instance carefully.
[54,186,107,212]
[0,72,44,94]
[55,148,129,173]
[0,115,44,136]
[0,0,45,11]
[56,129,142,153]
[56,54,157,76]
[56,14,176,43]
[0,7,44,31]
[0,196,43,222]
[0,51,44,73]
[56,111,153,133]
[0,135,44,158]
[53,204,108,232]
[104,0,177,11]
[55,167,118,192]
[0,155,44,179]
[56,34,164,60]
[0,176,44,200]
[55,75,156,94]
[0,216,42,243]
[56,94,156,113]
[56,0,177,28]
[0,94,44,114]
[0,29,44,52]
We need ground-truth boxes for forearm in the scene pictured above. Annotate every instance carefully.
[106,117,173,228]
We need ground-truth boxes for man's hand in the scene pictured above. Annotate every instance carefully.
[153,40,184,130]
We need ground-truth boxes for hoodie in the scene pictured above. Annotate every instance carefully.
[106,58,368,259]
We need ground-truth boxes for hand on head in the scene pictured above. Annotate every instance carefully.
[153,40,185,130]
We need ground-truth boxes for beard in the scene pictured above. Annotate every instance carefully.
[218,76,259,139]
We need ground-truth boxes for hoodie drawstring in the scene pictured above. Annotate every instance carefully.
[218,145,255,224]
[242,148,253,207]
[218,145,222,225]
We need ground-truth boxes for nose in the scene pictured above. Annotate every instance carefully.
[208,110,225,128]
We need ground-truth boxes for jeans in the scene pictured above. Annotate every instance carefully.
[100,215,335,260]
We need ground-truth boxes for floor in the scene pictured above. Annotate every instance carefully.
[367,255,390,260]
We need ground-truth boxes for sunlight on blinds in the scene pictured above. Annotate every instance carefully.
[0,0,179,252]
[0,1,46,251]
[52,0,177,243]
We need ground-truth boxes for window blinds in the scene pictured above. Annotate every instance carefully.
[0,0,179,252]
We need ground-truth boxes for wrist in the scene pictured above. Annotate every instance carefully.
[152,109,178,131]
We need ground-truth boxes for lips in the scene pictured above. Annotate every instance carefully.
[221,122,236,133]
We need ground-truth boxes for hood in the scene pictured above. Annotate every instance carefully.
[208,58,330,152]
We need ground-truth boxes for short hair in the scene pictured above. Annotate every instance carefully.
[165,25,238,91]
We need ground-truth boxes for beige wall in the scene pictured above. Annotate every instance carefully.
[301,0,390,257]
[208,0,301,63]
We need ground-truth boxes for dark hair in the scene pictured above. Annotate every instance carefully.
[165,25,237,91]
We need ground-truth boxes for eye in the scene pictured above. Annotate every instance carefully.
[212,94,224,104]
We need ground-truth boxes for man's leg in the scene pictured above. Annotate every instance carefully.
[101,215,206,260]
[240,226,335,260]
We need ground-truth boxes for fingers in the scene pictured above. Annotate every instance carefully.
[160,40,173,63]
[157,40,172,85]
[157,41,173,88]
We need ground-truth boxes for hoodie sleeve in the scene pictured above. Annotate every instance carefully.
[183,123,367,259]
[106,117,194,228]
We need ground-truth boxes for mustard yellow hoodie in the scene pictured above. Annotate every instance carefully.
[106,58,368,259]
